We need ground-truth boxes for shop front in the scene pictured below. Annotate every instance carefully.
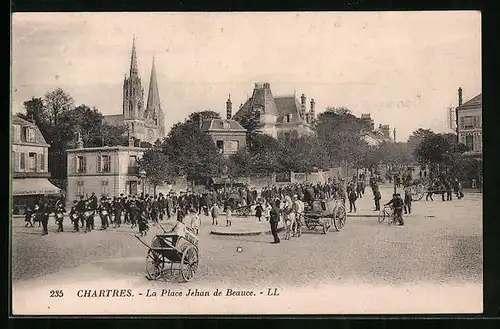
[12,178,61,215]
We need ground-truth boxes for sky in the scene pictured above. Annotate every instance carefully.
[11,11,481,141]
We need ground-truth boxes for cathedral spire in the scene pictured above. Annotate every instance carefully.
[130,36,139,77]
[146,56,161,117]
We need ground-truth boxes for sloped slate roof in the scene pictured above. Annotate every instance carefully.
[457,94,482,111]
[12,115,48,144]
[274,96,303,123]
[233,83,279,119]
[201,118,247,132]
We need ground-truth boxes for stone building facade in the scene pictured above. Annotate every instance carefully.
[11,115,60,213]
[201,96,247,157]
[456,88,482,157]
[66,138,151,208]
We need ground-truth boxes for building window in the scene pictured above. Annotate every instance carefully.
[465,135,473,150]
[101,180,109,196]
[216,140,224,152]
[286,114,292,123]
[77,156,87,173]
[459,117,464,130]
[21,127,35,142]
[463,116,474,129]
[223,121,230,129]
[28,152,37,172]
[98,155,111,172]
[20,152,25,170]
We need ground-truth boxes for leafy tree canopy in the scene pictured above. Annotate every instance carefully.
[137,149,173,192]
[162,111,221,181]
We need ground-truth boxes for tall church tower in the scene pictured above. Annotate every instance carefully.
[123,37,145,139]
[145,56,165,141]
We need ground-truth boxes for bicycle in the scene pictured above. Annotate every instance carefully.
[378,205,398,225]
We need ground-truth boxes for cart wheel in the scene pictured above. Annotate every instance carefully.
[333,205,347,231]
[180,245,199,282]
[412,184,425,201]
[146,250,164,280]
[377,210,386,223]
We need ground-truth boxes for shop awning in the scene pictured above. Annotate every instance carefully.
[12,178,61,196]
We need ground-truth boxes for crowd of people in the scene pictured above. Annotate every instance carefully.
[21,171,466,238]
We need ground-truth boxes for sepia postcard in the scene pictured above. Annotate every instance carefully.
[10,11,482,315]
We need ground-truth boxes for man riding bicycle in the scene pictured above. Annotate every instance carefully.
[384,193,405,226]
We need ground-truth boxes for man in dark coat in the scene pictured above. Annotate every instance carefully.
[348,187,358,213]
[76,196,86,229]
[269,199,281,244]
[112,196,123,227]
[39,196,51,235]
[54,196,66,232]
[373,187,382,211]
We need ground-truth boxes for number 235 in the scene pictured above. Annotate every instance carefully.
[49,290,64,298]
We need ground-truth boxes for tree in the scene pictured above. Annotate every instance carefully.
[407,128,434,155]
[227,149,252,178]
[234,109,265,150]
[314,109,366,168]
[414,132,466,178]
[276,131,325,173]
[324,106,352,116]
[245,133,281,174]
[187,110,221,126]
[162,111,221,182]
[100,123,128,147]
[44,88,74,127]
[378,141,413,167]
[137,148,173,195]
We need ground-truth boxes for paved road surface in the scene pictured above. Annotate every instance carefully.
[12,191,482,286]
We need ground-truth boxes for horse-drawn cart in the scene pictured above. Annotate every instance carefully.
[135,227,199,282]
[302,198,347,234]
[408,180,426,201]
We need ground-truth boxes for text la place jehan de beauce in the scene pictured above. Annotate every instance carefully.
[144,288,257,297]
[76,288,260,298]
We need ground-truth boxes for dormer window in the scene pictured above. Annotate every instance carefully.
[21,126,36,142]
[222,121,230,129]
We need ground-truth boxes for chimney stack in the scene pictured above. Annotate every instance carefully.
[458,87,463,106]
[309,98,316,123]
[300,94,306,118]
[226,94,232,119]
